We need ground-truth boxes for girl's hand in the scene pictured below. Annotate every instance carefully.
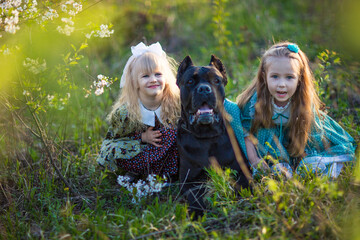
[245,136,269,171]
[141,127,163,147]
[250,157,269,171]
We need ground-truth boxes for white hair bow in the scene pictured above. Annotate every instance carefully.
[120,42,166,88]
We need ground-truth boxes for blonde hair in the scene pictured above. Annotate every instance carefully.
[108,52,180,130]
[237,41,322,157]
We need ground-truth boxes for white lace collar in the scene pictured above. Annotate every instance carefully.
[139,101,163,127]
[271,97,291,114]
[271,97,291,124]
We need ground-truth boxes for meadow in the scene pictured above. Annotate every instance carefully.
[0,0,360,239]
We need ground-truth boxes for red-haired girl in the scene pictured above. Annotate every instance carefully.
[237,42,356,178]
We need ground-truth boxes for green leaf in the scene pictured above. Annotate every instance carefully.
[79,43,88,51]
[71,44,76,52]
[334,57,341,64]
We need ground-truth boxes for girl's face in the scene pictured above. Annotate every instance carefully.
[137,68,165,99]
[266,56,300,107]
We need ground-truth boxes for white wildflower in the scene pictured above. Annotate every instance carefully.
[85,74,116,97]
[47,95,54,101]
[85,31,94,39]
[93,24,114,38]
[45,8,58,20]
[38,7,59,24]
[23,58,47,74]
[4,9,20,34]
[57,25,74,36]
[94,87,104,96]
[68,10,76,16]
[61,17,74,26]
[4,23,20,34]
[60,4,67,13]
[60,1,81,15]
[117,174,168,203]
[72,2,82,12]
[2,48,10,55]
[96,74,111,87]
[26,0,38,16]
[13,0,22,7]
[92,74,112,96]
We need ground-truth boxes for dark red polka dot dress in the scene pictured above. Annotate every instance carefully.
[116,117,179,177]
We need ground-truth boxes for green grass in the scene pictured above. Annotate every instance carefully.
[1,155,360,239]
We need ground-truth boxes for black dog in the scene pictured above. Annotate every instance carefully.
[176,55,250,218]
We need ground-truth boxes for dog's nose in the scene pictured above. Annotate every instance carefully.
[197,84,212,94]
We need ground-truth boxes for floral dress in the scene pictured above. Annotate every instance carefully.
[239,92,356,177]
[96,105,179,177]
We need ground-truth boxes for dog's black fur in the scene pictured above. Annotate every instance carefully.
[176,55,250,218]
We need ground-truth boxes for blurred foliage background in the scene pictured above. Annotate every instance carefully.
[0,0,359,238]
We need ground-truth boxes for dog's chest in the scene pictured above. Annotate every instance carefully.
[178,132,236,166]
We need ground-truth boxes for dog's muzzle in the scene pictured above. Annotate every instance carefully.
[189,103,220,125]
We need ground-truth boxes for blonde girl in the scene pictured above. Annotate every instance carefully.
[237,41,356,178]
[97,42,181,181]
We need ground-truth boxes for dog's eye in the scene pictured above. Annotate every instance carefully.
[214,78,221,84]
[187,79,194,85]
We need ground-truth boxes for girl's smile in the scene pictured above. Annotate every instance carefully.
[147,84,161,89]
[138,70,165,99]
[266,56,300,107]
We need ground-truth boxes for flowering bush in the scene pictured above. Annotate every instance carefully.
[1,0,116,96]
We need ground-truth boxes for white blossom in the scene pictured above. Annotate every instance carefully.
[57,25,74,36]
[68,10,76,16]
[86,24,114,39]
[60,4,67,13]
[12,0,22,8]
[91,74,113,96]
[117,174,167,203]
[60,1,82,15]
[85,31,94,39]
[2,48,10,55]
[23,57,47,74]
[47,95,55,101]
[1,0,38,33]
[4,10,20,34]
[72,2,82,12]
[96,24,114,38]
[25,0,38,17]
[61,17,74,26]
[42,8,59,21]
[94,87,104,96]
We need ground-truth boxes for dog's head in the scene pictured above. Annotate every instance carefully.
[176,55,227,137]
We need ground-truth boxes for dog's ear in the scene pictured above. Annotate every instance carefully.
[209,55,227,86]
[177,55,194,86]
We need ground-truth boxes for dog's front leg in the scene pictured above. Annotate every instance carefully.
[180,164,207,219]
[187,184,206,219]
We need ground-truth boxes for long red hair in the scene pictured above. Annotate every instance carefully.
[237,42,322,157]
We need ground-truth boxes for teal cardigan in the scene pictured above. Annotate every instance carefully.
[238,93,356,174]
